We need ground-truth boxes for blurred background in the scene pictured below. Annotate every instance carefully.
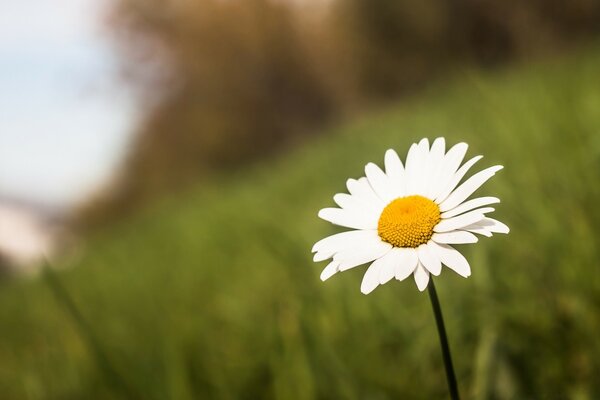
[1,0,600,398]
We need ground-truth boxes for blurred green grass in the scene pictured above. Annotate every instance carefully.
[2,45,600,399]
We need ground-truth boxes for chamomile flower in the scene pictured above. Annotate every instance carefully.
[312,137,508,294]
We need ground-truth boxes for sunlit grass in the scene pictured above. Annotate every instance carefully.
[1,45,600,399]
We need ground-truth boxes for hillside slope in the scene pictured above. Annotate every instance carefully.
[1,46,600,399]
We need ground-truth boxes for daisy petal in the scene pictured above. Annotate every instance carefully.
[346,178,385,208]
[416,138,443,196]
[460,217,509,236]
[361,261,382,294]
[429,137,446,160]
[405,139,430,195]
[313,230,379,262]
[441,196,500,218]
[375,249,400,284]
[346,178,360,196]
[424,137,446,198]
[384,149,405,197]
[403,143,419,194]
[312,229,378,253]
[412,138,432,195]
[414,262,430,291]
[313,251,334,262]
[434,209,488,232]
[444,206,496,225]
[384,149,403,177]
[439,166,503,212]
[365,162,395,202]
[417,138,444,200]
[333,193,382,218]
[333,193,365,211]
[336,241,392,271]
[434,155,483,203]
[429,242,471,277]
[429,142,468,200]
[320,261,339,281]
[346,178,361,195]
[318,207,377,230]
[465,227,493,237]
[479,217,510,234]
[418,243,442,276]
[432,231,479,244]
[395,247,419,281]
[333,193,355,208]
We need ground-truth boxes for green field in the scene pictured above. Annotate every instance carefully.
[1,45,600,399]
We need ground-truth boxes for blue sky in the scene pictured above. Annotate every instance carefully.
[0,0,136,210]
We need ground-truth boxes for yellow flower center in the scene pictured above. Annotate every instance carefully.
[377,195,441,248]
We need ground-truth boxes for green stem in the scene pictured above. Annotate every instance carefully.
[428,279,460,400]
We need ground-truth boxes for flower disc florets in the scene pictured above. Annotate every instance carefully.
[378,195,441,248]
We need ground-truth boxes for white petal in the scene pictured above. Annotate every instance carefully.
[461,217,508,236]
[360,261,382,294]
[333,193,382,218]
[418,137,430,151]
[318,207,378,230]
[372,248,402,284]
[313,251,334,262]
[418,243,442,276]
[461,220,495,237]
[424,138,446,198]
[413,262,430,291]
[332,233,389,261]
[384,149,404,177]
[434,209,489,232]
[333,193,377,216]
[313,230,379,262]
[395,247,419,281]
[333,193,357,209]
[430,137,446,160]
[439,166,503,212]
[346,178,361,195]
[320,261,339,281]
[403,143,419,194]
[415,138,441,196]
[434,155,483,203]
[384,149,405,197]
[432,231,479,244]
[365,162,395,202]
[441,196,500,219]
[479,217,510,234]
[346,178,385,209]
[429,242,471,277]
[312,229,378,253]
[429,142,468,200]
[335,241,392,271]
[465,227,493,237]
[411,138,431,195]
[405,139,429,195]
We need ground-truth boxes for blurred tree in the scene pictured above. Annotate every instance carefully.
[332,0,452,98]
[86,0,335,221]
[81,0,600,226]
[332,0,600,98]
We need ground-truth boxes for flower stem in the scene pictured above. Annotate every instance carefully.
[428,279,460,400]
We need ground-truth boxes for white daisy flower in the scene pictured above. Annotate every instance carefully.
[312,137,509,294]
